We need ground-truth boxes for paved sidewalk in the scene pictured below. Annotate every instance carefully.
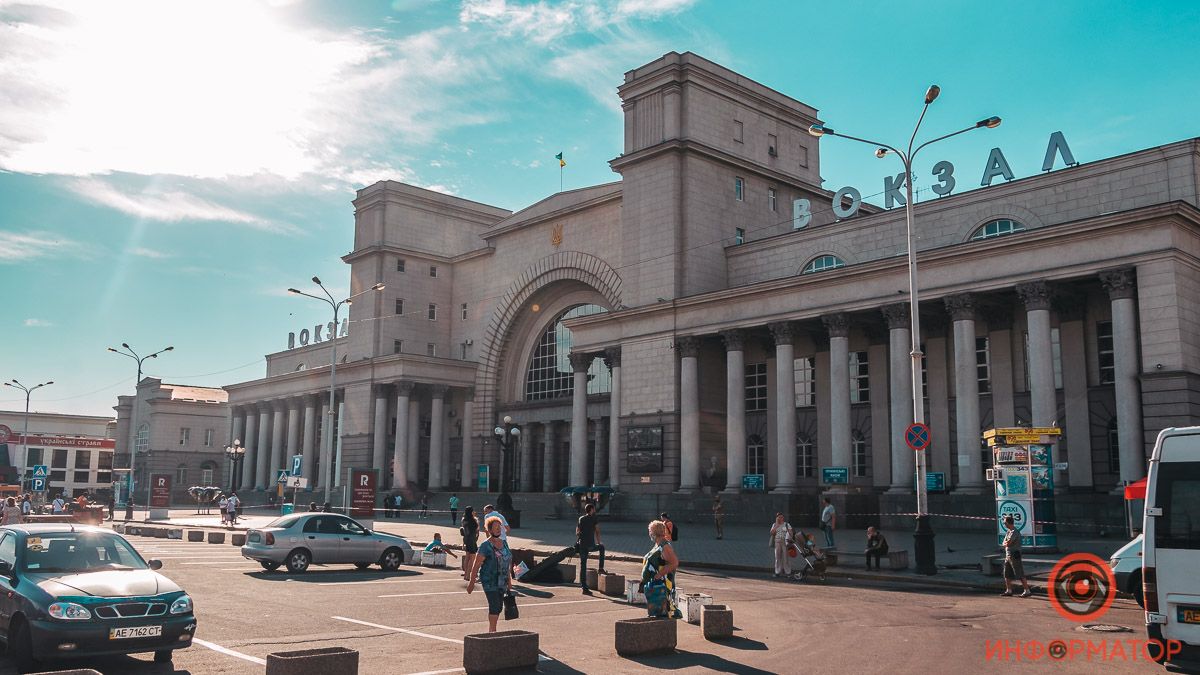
[127,505,1133,592]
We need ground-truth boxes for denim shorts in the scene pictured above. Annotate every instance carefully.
[484,589,504,615]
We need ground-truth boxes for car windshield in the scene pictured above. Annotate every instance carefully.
[265,515,305,529]
[20,532,149,573]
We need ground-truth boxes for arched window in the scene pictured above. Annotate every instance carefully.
[852,431,869,477]
[176,463,187,486]
[134,423,149,455]
[295,363,306,372]
[796,433,814,478]
[1107,418,1120,474]
[970,218,1025,241]
[524,304,611,400]
[802,255,846,274]
[200,461,217,486]
[747,434,767,476]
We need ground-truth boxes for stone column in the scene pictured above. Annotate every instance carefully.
[677,336,702,492]
[946,294,983,490]
[1101,268,1145,485]
[881,304,914,492]
[231,410,246,487]
[392,381,413,489]
[240,408,258,490]
[542,423,556,492]
[1057,299,1093,489]
[373,386,389,476]
[317,396,330,488]
[605,347,622,488]
[770,322,797,492]
[569,352,592,488]
[301,395,316,484]
[720,330,746,492]
[824,314,852,482]
[461,388,475,489]
[428,385,448,489]
[984,307,1016,427]
[285,399,301,479]
[255,405,271,489]
[593,416,607,485]
[406,396,420,484]
[520,423,537,492]
[269,400,286,487]
[1017,281,1057,428]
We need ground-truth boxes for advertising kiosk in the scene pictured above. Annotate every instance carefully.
[984,427,1061,552]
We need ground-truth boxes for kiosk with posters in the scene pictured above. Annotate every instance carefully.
[984,427,1061,552]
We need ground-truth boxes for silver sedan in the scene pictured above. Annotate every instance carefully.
[241,513,414,573]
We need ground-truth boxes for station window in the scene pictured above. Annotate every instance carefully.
[970,218,1026,241]
[796,434,815,478]
[735,227,745,245]
[1097,321,1115,384]
[99,452,113,470]
[849,351,870,403]
[768,187,777,212]
[794,357,815,407]
[430,265,438,278]
[735,176,744,202]
[427,343,437,357]
[26,448,43,466]
[461,303,468,321]
[204,429,214,447]
[395,298,404,316]
[176,463,187,485]
[179,428,190,446]
[75,451,91,469]
[745,363,768,412]
[768,133,778,157]
[733,120,743,143]
[1107,418,1120,474]
[52,449,67,468]
[428,304,437,321]
[802,255,846,274]
[976,336,991,393]
[396,258,406,273]
[393,340,403,355]
[201,463,215,485]
[852,431,869,477]
[73,471,89,484]
[747,435,766,475]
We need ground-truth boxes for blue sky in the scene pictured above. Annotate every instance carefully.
[2,0,1198,418]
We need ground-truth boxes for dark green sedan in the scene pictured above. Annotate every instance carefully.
[0,524,196,671]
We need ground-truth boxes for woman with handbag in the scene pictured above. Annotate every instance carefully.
[641,520,680,618]
[769,513,794,577]
[467,516,514,632]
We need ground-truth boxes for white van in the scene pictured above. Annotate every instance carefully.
[1143,426,1200,672]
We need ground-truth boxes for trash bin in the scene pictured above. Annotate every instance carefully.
[281,503,294,515]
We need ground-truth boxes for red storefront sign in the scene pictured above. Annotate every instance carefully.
[150,474,172,507]
[10,435,115,449]
[350,469,377,518]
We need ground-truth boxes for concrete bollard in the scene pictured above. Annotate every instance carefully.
[265,646,359,675]
[231,533,247,546]
[462,630,539,674]
[556,563,577,584]
[615,617,677,656]
[600,573,626,597]
[167,528,183,540]
[151,528,167,539]
[680,593,713,625]
[207,532,226,544]
[701,604,733,641]
[586,568,599,590]
[187,530,204,542]
[112,523,126,534]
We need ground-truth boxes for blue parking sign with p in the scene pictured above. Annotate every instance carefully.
[291,454,303,477]
[32,477,46,492]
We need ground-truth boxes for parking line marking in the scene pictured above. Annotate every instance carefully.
[458,599,604,610]
[407,669,464,675]
[331,616,463,644]
[192,637,267,666]
[378,591,465,598]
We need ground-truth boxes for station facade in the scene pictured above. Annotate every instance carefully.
[222,52,1200,526]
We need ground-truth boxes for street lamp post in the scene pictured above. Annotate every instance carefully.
[809,87,1000,575]
[288,278,384,505]
[492,416,521,523]
[107,343,174,515]
[3,379,54,489]
[224,439,245,494]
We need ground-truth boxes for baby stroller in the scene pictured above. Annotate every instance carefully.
[790,532,827,582]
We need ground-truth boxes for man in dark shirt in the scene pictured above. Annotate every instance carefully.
[576,503,606,595]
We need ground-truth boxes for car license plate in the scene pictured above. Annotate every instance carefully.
[1179,607,1200,624]
[109,625,163,640]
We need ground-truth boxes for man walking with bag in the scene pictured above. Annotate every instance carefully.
[576,503,606,595]
[769,513,795,577]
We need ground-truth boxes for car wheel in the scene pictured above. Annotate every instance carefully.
[1130,570,1144,608]
[260,561,281,572]
[154,649,173,663]
[354,562,372,570]
[286,549,311,574]
[380,547,404,571]
[9,618,37,673]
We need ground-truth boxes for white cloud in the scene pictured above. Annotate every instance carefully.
[68,179,288,232]
[459,0,697,43]
[23,318,53,327]
[130,246,172,259]
[0,230,90,263]
[528,159,542,168]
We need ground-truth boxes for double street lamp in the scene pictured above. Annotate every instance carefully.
[107,343,174,512]
[224,439,245,493]
[3,379,54,489]
[287,277,385,504]
[809,85,1000,575]
[493,416,521,514]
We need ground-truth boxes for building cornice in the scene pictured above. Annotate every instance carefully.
[341,243,494,266]
[481,188,624,241]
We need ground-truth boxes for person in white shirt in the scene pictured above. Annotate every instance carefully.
[218,496,229,525]
[820,498,837,549]
[769,513,795,577]
[481,504,510,542]
[52,495,65,514]
[225,492,240,526]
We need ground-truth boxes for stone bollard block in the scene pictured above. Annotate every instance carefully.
[586,568,599,590]
[701,604,734,641]
[207,532,226,544]
[462,630,539,674]
[265,646,358,675]
[615,617,677,656]
[679,593,713,625]
[556,563,576,584]
[600,573,625,597]
[152,528,168,539]
[167,528,183,540]
[187,530,204,542]
[112,523,125,534]
[231,534,247,546]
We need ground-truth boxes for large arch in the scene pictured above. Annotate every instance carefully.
[473,251,623,439]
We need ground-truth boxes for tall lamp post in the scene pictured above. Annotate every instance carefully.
[3,379,54,489]
[108,343,174,513]
[492,416,520,522]
[288,277,385,505]
[224,439,245,493]
[808,86,1000,575]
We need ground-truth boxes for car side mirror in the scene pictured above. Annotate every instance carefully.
[361,530,372,536]
[148,560,163,571]
[0,560,12,576]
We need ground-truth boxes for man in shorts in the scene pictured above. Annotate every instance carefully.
[1000,515,1032,597]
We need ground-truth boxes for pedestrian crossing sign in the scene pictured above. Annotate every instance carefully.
[276,470,289,485]
[32,465,49,478]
